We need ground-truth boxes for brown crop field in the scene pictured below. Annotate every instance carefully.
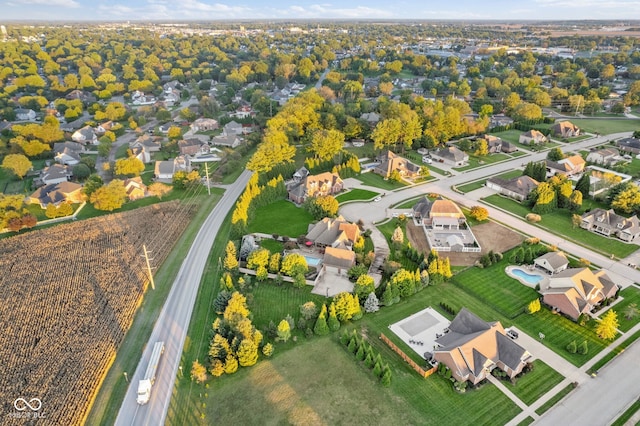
[0,201,194,425]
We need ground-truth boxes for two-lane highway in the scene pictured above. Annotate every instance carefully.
[114,170,252,426]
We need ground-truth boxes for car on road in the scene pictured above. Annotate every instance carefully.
[392,212,399,217]
[374,196,382,202]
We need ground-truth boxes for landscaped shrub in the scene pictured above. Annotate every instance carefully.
[526,213,541,223]
[528,299,541,314]
[356,344,366,361]
[566,340,577,353]
[578,340,589,355]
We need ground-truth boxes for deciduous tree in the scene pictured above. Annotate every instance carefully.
[223,241,239,271]
[190,360,207,383]
[89,179,127,211]
[277,319,291,342]
[237,339,259,367]
[309,128,344,161]
[2,154,32,179]
[114,157,144,177]
[469,206,489,221]
[148,182,172,199]
[596,310,619,340]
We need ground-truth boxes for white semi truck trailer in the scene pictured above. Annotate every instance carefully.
[136,341,165,405]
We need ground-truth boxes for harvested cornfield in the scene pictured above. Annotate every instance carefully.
[0,201,194,425]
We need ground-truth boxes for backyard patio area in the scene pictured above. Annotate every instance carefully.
[389,307,451,359]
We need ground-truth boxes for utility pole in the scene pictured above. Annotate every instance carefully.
[143,244,156,290]
[204,162,211,196]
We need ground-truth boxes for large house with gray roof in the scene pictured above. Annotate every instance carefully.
[373,150,420,179]
[580,208,640,242]
[433,308,530,384]
[431,146,468,166]
[288,171,343,204]
[616,137,640,155]
[486,175,539,202]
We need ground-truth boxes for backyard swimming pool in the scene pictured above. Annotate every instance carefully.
[511,268,544,285]
[303,255,322,267]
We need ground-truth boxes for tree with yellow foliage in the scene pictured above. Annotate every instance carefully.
[596,310,619,340]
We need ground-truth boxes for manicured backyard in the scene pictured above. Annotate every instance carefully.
[482,194,639,258]
[456,169,522,193]
[602,285,640,332]
[354,172,408,190]
[570,118,640,135]
[336,188,379,203]
[453,153,512,172]
[247,200,314,237]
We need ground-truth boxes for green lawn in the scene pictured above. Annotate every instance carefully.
[452,253,539,319]
[601,286,640,332]
[501,360,565,405]
[454,153,511,172]
[345,144,376,159]
[115,143,130,159]
[489,130,559,152]
[456,169,522,194]
[336,188,379,203]
[248,200,313,238]
[535,384,575,415]
[516,417,535,426]
[588,328,640,374]
[354,172,407,191]
[249,284,327,331]
[168,335,520,426]
[394,196,425,209]
[259,238,284,254]
[482,194,639,259]
[513,307,610,367]
[570,118,640,135]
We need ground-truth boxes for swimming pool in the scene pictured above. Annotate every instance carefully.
[303,255,322,267]
[511,268,543,284]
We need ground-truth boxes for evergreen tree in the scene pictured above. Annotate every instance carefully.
[347,337,357,353]
[575,173,591,198]
[277,319,291,342]
[364,292,380,313]
[566,340,577,353]
[382,283,395,306]
[364,352,374,368]
[223,241,239,271]
[237,339,259,367]
[578,340,589,355]
[356,344,366,361]
[213,290,232,314]
[328,302,341,331]
[313,304,330,335]
[381,369,392,386]
[340,330,350,345]
[373,361,382,377]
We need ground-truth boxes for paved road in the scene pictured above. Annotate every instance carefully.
[535,340,640,426]
[114,170,252,426]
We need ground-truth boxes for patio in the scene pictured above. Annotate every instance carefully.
[389,307,451,359]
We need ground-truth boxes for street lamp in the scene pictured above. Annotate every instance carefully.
[123,372,128,383]
[179,366,183,377]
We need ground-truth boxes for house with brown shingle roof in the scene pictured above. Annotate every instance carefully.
[305,215,360,248]
[179,138,210,156]
[586,148,620,166]
[323,246,356,270]
[552,121,580,138]
[580,208,640,242]
[546,154,586,177]
[519,129,548,146]
[287,171,343,204]
[486,175,539,202]
[28,181,83,208]
[540,268,618,321]
[373,150,420,179]
[431,146,469,166]
[413,197,465,229]
[433,308,530,384]
[123,177,148,201]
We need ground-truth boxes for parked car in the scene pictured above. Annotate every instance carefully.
[506,329,519,340]
[373,196,382,202]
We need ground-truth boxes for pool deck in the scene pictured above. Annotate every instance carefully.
[389,307,451,359]
[505,265,549,289]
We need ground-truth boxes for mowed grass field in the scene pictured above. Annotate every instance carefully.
[194,336,522,426]
[601,285,640,332]
[570,118,640,135]
[336,188,379,203]
[248,200,314,237]
[451,252,539,319]
[354,172,408,190]
[502,360,565,405]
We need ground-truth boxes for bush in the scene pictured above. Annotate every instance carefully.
[578,340,589,355]
[526,213,541,223]
[566,340,577,354]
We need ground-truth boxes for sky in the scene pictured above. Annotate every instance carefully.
[2,0,640,21]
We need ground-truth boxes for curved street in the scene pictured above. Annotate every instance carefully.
[114,170,252,426]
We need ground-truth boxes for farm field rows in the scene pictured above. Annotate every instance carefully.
[0,202,193,426]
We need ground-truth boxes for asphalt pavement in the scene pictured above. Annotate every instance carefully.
[114,169,252,426]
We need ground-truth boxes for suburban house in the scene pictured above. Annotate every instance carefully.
[28,181,83,208]
[130,145,151,164]
[154,155,192,181]
[130,134,161,152]
[292,166,309,182]
[486,175,539,202]
[413,197,465,229]
[123,177,148,201]
[586,148,620,166]
[71,126,98,145]
[288,171,343,204]
[159,123,172,134]
[223,120,244,136]
[433,308,530,385]
[233,105,255,119]
[533,251,569,275]
[540,268,618,321]
[0,120,12,132]
[373,150,421,179]
[552,121,580,138]
[40,164,72,185]
[351,138,366,147]
[305,216,360,248]
[322,246,356,272]
[53,142,84,166]
[616,137,640,155]
[431,146,469,166]
[519,130,548,145]
[15,108,36,121]
[191,118,218,133]
[65,90,96,104]
[211,133,241,148]
[95,121,114,134]
[131,90,156,105]
[483,135,517,153]
[179,138,210,156]
[490,114,514,128]
[546,154,586,177]
[580,208,640,242]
